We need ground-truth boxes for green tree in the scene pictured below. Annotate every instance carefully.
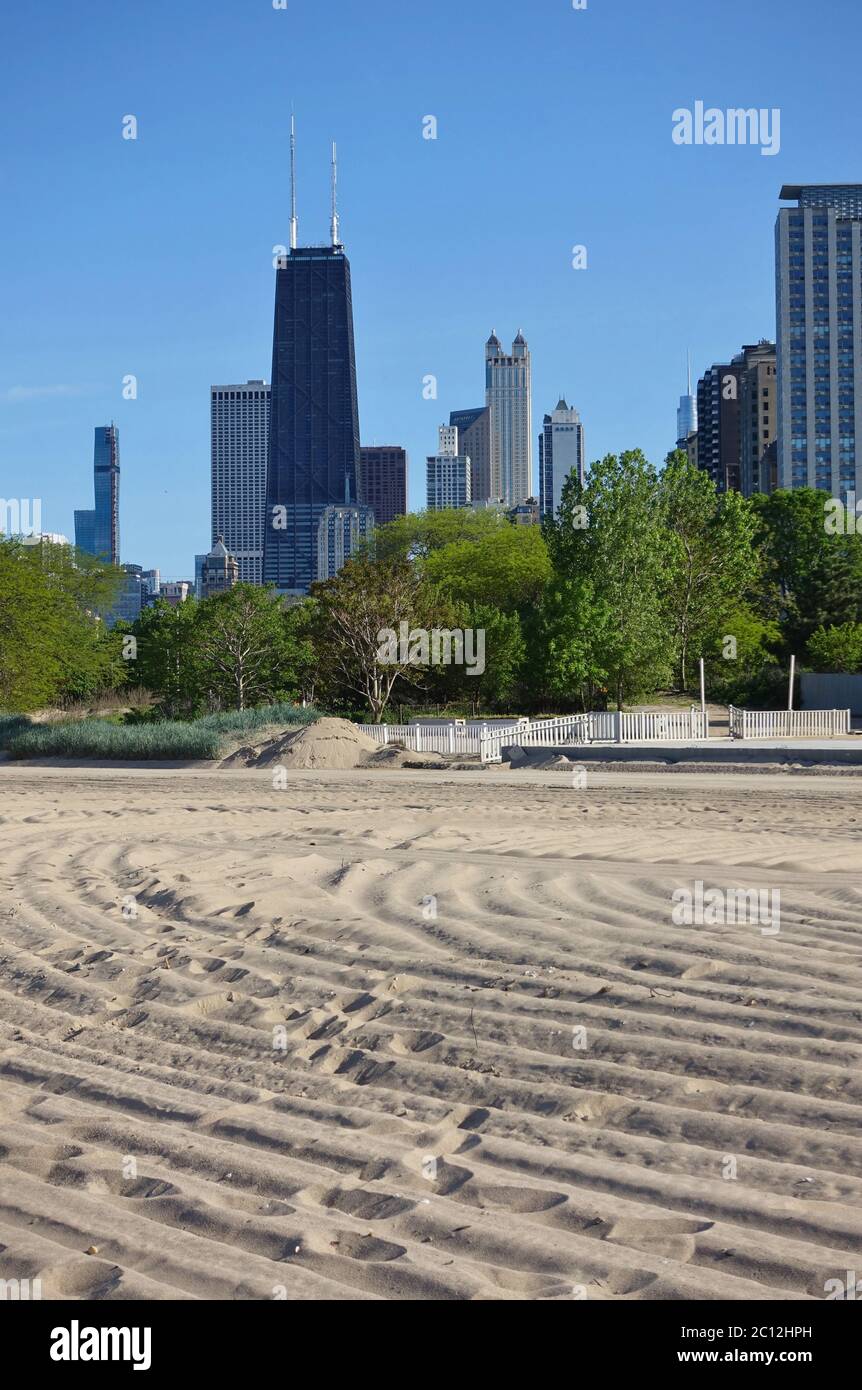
[807,622,862,672]
[131,596,202,716]
[542,453,674,709]
[193,585,304,709]
[0,539,122,711]
[659,451,760,690]
[310,557,453,720]
[752,488,862,651]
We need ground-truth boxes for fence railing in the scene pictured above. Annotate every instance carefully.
[478,707,710,763]
[361,710,712,763]
[362,722,497,755]
[729,706,851,739]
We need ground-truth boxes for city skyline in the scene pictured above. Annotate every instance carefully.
[2,0,859,576]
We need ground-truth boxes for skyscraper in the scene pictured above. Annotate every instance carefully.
[74,425,120,563]
[427,425,471,510]
[696,359,743,493]
[676,353,698,446]
[359,446,407,527]
[485,331,532,504]
[776,185,862,499]
[739,340,777,496]
[695,344,776,495]
[211,381,270,584]
[263,129,361,594]
[538,399,585,518]
[315,504,375,580]
[449,407,491,502]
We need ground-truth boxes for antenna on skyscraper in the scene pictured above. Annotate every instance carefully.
[686,348,692,395]
[330,141,340,247]
[290,113,298,251]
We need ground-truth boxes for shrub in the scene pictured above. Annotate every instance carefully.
[0,714,32,749]
[7,703,323,761]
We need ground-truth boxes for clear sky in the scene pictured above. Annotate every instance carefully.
[1,0,859,578]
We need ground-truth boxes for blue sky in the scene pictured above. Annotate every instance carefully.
[0,0,859,578]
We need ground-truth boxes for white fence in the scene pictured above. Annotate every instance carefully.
[360,709,710,764]
[479,707,710,764]
[729,706,851,739]
[363,722,492,756]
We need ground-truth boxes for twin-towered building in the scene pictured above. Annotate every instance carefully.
[429,332,585,519]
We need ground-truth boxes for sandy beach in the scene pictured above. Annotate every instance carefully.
[1,763,861,1301]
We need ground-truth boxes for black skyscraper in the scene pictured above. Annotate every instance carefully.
[263,238,361,593]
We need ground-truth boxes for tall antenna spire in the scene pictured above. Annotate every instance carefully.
[686,348,692,395]
[289,113,298,251]
[330,141,340,247]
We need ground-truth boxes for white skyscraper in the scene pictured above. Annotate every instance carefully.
[676,351,698,446]
[485,331,533,504]
[539,399,586,518]
[210,380,270,584]
[427,425,472,510]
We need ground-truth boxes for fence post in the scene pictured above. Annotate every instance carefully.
[415,725,423,753]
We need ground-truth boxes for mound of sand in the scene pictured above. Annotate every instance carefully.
[221,717,445,771]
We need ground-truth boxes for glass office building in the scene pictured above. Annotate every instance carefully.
[263,245,361,594]
[74,425,120,563]
[776,185,862,500]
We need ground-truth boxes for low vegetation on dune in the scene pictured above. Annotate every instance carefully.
[4,703,322,761]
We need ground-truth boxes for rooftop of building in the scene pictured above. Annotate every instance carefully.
[780,183,862,199]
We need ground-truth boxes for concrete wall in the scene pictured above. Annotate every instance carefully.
[800,672,862,716]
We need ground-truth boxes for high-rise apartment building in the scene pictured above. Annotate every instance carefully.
[358,446,407,527]
[315,504,375,581]
[449,407,491,501]
[538,398,585,518]
[696,361,742,493]
[739,340,778,495]
[776,185,862,499]
[427,425,471,510]
[485,331,532,504]
[210,381,270,584]
[74,425,120,563]
[695,343,776,495]
[263,138,361,595]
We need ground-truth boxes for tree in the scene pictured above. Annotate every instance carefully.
[131,595,202,716]
[752,488,862,651]
[542,454,674,709]
[193,585,304,710]
[659,451,760,690]
[425,526,550,611]
[310,557,452,720]
[0,539,122,711]
[807,622,862,673]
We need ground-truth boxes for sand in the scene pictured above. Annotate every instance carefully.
[221,716,445,772]
[1,762,861,1301]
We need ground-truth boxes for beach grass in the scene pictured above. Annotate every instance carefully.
[6,703,322,761]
